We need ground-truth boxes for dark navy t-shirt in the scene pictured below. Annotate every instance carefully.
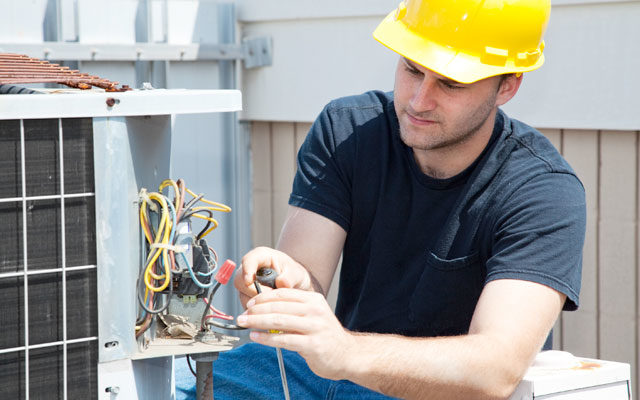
[289,91,585,337]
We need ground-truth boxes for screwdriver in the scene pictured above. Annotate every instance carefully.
[254,267,291,400]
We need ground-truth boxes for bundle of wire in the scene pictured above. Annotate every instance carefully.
[135,179,232,338]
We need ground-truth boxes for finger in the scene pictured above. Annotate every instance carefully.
[248,331,308,353]
[275,274,293,289]
[233,270,259,304]
[250,288,325,306]
[245,301,312,317]
[237,313,318,334]
[233,269,254,295]
[238,292,252,309]
[240,247,282,286]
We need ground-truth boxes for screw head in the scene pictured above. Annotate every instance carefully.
[105,386,120,394]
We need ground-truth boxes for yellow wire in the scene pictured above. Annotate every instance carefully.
[140,192,172,292]
[140,195,167,271]
[190,206,229,213]
[185,188,232,212]
[191,213,219,238]
[138,181,231,298]
[139,203,153,244]
[159,179,180,212]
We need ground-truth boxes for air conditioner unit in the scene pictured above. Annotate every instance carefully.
[0,88,242,399]
[510,351,632,400]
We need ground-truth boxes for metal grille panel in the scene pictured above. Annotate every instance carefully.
[0,118,98,400]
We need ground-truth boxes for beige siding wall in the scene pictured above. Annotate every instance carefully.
[250,121,640,393]
[250,121,311,247]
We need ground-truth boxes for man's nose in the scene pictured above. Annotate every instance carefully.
[410,77,438,112]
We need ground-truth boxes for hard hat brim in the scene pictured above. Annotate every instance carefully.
[373,9,545,84]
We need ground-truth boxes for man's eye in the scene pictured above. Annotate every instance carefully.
[406,66,422,76]
[442,81,463,90]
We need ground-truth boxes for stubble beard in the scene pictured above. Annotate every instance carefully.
[398,92,498,152]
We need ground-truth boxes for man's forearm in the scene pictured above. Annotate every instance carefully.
[341,332,528,400]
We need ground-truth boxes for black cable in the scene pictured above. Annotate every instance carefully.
[135,314,147,326]
[181,194,204,218]
[0,84,38,94]
[200,282,221,330]
[181,209,213,240]
[199,282,247,331]
[186,354,197,377]
[205,319,247,331]
[196,216,212,240]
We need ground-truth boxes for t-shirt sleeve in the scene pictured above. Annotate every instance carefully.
[485,172,586,310]
[288,105,353,232]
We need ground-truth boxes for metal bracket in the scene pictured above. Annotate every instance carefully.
[242,36,273,69]
[0,37,273,69]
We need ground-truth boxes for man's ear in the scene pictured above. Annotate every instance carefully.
[496,73,523,106]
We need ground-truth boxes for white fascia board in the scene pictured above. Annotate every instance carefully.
[237,0,398,22]
[552,0,640,6]
[0,89,242,120]
[236,0,635,22]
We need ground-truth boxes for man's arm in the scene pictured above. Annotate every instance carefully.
[276,206,345,295]
[239,278,565,400]
[342,279,565,399]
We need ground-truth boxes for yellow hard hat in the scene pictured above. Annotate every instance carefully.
[373,0,551,83]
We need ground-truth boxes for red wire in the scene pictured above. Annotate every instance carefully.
[204,314,234,321]
[202,297,233,320]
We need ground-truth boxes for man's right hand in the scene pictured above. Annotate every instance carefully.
[233,246,315,309]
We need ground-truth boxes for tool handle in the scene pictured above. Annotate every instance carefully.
[255,267,278,289]
[253,268,283,334]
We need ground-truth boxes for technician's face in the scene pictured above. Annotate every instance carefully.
[393,58,504,151]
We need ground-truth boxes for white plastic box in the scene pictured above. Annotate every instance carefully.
[510,351,631,399]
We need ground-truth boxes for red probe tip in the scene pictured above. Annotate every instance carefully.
[215,259,236,285]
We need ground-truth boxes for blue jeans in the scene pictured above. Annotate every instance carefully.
[175,343,399,399]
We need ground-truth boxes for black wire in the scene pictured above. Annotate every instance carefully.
[199,282,247,331]
[0,84,38,94]
[181,194,204,219]
[186,354,197,377]
[200,282,221,330]
[181,209,213,239]
[135,314,147,326]
[180,193,213,240]
[205,319,247,330]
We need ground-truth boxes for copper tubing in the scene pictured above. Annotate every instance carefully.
[0,53,131,91]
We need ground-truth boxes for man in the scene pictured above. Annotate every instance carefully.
[181,0,585,398]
